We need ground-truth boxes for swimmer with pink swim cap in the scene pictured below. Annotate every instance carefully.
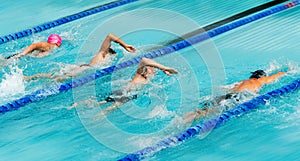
[47,34,62,47]
[23,33,137,82]
[7,34,62,59]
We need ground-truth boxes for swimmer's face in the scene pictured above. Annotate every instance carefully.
[50,42,61,47]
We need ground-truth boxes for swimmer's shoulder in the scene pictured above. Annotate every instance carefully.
[33,42,56,48]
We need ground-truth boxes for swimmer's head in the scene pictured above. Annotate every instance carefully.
[250,70,266,79]
[141,66,156,78]
[146,67,156,75]
[47,34,62,47]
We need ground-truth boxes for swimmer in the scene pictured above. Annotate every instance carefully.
[88,33,136,66]
[42,33,136,82]
[184,70,286,124]
[23,33,135,82]
[69,57,178,116]
[232,70,285,93]
[6,34,62,59]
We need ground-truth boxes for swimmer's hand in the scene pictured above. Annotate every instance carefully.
[163,67,178,76]
[124,45,136,52]
[277,72,286,76]
[0,56,8,66]
[69,103,78,109]
[93,111,106,121]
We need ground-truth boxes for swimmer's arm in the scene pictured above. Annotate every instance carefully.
[101,102,122,115]
[13,42,52,58]
[137,58,179,76]
[69,98,106,109]
[260,72,286,84]
[98,34,136,54]
[13,44,38,58]
[183,107,217,124]
[23,73,52,81]
[183,109,206,124]
[108,33,136,52]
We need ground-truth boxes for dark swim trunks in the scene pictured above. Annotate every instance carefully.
[104,90,138,103]
[5,53,18,59]
[215,93,240,104]
[198,93,241,111]
[105,94,137,103]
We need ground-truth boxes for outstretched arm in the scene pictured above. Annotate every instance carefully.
[137,58,178,76]
[12,44,38,59]
[98,33,136,54]
[101,102,123,115]
[183,107,217,124]
[260,72,286,84]
[10,42,53,59]
[69,99,107,109]
[23,73,52,81]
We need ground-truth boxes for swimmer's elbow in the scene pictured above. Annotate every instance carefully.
[140,57,151,65]
[107,33,116,40]
[29,43,38,49]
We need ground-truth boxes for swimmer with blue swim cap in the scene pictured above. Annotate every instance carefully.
[7,34,62,59]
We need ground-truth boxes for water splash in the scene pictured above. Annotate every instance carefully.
[265,60,282,74]
[148,105,175,119]
[0,63,26,101]
[287,61,300,74]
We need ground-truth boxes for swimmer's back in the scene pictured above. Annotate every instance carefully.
[232,78,263,93]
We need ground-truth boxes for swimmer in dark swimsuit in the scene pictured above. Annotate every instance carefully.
[70,57,178,116]
[183,69,286,124]
[104,89,138,103]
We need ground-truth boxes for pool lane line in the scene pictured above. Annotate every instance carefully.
[0,0,138,45]
[0,0,298,115]
[119,79,300,161]
[166,0,288,45]
[118,1,300,161]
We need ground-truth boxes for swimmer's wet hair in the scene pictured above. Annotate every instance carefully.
[108,48,117,54]
[250,70,266,79]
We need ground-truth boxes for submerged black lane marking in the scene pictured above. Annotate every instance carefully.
[165,0,288,45]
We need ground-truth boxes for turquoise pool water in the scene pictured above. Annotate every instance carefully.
[0,0,300,161]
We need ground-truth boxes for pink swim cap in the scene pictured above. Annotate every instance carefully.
[47,34,62,46]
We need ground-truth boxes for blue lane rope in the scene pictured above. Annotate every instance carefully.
[0,0,138,45]
[0,0,299,115]
[118,79,300,161]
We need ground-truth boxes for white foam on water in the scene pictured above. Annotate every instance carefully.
[266,61,282,74]
[148,105,175,119]
[0,63,26,100]
[287,61,300,74]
